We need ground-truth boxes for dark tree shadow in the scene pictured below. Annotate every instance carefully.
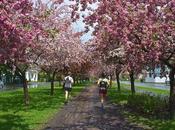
[0,114,30,130]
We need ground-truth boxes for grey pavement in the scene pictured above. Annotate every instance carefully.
[43,85,146,130]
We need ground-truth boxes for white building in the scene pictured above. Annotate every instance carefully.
[145,67,169,83]
[25,67,40,82]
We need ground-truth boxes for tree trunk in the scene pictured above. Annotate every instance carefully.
[22,76,29,106]
[50,80,54,95]
[76,78,79,84]
[115,71,120,92]
[59,80,61,87]
[50,72,56,95]
[129,71,135,95]
[80,78,82,83]
[110,74,113,88]
[169,68,175,119]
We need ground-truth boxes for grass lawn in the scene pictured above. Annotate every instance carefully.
[0,82,88,130]
[121,83,169,95]
[108,84,175,130]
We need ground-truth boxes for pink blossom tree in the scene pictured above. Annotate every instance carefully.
[33,0,87,95]
[94,29,126,91]
[69,0,175,117]
[0,0,42,105]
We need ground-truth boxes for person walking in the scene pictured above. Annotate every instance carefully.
[97,73,110,110]
[63,72,74,104]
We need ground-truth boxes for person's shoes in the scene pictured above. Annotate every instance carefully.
[64,100,68,105]
[101,103,104,112]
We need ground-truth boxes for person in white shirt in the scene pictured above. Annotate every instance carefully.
[63,72,74,104]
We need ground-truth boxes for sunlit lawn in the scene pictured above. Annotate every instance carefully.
[121,83,169,95]
[108,83,175,130]
[0,82,88,130]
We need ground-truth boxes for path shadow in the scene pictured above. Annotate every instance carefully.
[43,86,146,130]
[90,103,145,130]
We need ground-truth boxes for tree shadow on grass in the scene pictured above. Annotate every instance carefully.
[0,114,30,130]
[0,86,86,130]
[108,88,130,104]
[125,114,175,130]
[0,88,63,112]
[0,86,84,113]
[27,88,65,111]
[158,121,175,130]
[107,88,175,130]
[0,95,24,112]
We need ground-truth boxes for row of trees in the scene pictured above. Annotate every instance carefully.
[1,0,175,119]
[0,0,93,105]
[68,0,175,119]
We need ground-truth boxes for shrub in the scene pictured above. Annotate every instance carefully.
[127,93,169,119]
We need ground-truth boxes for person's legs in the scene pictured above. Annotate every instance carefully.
[101,94,104,104]
[65,90,69,103]
[99,90,102,102]
[103,90,107,101]
[101,94,104,110]
[64,88,72,104]
[68,88,72,99]
[99,90,104,110]
[100,90,107,110]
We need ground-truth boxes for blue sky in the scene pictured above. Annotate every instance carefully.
[31,0,96,42]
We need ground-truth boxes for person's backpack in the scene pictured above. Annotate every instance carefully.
[99,80,108,90]
[64,77,72,88]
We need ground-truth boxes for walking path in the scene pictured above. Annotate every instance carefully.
[43,85,145,130]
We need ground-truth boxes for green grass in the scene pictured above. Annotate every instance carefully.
[121,83,169,95]
[0,82,88,130]
[124,111,175,130]
[108,84,175,130]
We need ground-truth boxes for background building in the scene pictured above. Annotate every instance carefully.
[145,67,169,83]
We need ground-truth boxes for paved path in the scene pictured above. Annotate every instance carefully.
[43,85,145,130]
